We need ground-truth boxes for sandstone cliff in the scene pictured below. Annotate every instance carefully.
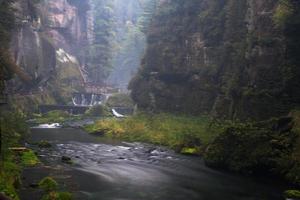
[130,0,300,120]
[7,0,90,108]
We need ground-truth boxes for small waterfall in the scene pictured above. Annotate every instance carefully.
[81,94,87,106]
[72,97,78,106]
[90,94,96,106]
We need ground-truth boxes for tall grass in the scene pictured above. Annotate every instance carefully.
[85,113,223,154]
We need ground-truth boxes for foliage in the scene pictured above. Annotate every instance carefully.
[85,113,222,154]
[0,160,20,200]
[273,0,294,27]
[106,93,134,108]
[39,177,72,200]
[0,111,29,200]
[204,116,300,184]
[85,105,111,117]
[41,192,72,200]
[137,0,158,33]
[284,190,300,199]
[129,0,300,120]
[85,0,116,83]
[21,150,39,167]
[37,140,52,148]
[35,110,71,124]
[39,177,58,192]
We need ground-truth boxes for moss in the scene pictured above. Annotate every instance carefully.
[21,150,40,167]
[41,191,72,200]
[284,190,300,199]
[180,147,200,155]
[39,177,58,192]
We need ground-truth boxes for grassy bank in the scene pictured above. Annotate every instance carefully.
[85,113,223,154]
[0,111,39,200]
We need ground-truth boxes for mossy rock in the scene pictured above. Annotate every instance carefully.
[284,190,300,199]
[38,140,52,148]
[180,147,200,155]
[39,177,58,192]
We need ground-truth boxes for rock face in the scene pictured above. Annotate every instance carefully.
[130,0,300,120]
[8,0,89,104]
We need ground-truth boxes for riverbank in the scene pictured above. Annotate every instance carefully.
[0,111,39,200]
[84,111,300,196]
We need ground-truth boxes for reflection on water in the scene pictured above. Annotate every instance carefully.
[22,128,286,200]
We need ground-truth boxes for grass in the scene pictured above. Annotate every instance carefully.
[34,110,74,124]
[21,150,40,167]
[85,113,223,154]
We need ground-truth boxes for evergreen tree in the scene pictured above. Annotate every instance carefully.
[86,0,116,84]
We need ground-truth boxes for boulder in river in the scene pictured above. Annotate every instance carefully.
[61,156,72,164]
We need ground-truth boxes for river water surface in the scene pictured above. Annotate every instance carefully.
[20,127,287,200]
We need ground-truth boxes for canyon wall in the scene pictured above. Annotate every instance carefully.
[6,0,90,107]
[130,0,300,120]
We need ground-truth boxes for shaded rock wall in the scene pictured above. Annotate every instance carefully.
[130,0,300,120]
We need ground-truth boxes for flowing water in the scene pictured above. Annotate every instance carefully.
[20,127,287,200]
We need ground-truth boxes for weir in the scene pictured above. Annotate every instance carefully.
[39,105,89,115]
[72,92,108,106]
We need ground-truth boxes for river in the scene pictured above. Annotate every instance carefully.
[20,127,286,200]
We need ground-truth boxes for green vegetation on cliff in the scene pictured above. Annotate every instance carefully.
[130,0,300,120]
[204,111,300,185]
